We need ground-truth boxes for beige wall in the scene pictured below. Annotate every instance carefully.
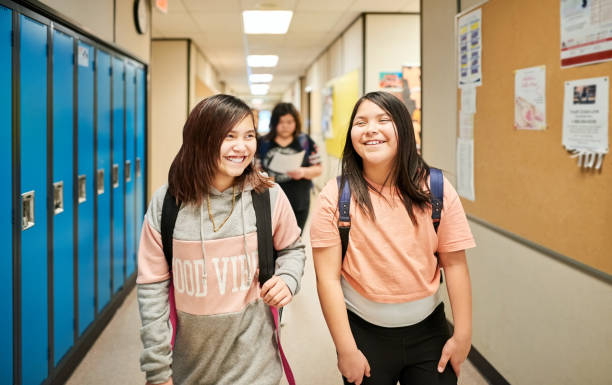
[150,40,188,196]
[423,0,612,383]
[364,14,420,93]
[41,0,151,63]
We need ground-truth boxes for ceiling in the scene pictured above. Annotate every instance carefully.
[152,0,420,104]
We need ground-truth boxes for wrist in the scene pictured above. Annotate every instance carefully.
[453,330,472,343]
[337,343,359,355]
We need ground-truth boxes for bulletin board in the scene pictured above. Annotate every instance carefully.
[457,0,612,275]
[326,69,360,158]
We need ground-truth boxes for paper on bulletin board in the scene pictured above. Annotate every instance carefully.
[561,0,612,68]
[461,85,477,113]
[458,8,482,88]
[457,138,475,201]
[514,66,546,130]
[321,86,333,139]
[562,76,609,169]
[459,112,474,139]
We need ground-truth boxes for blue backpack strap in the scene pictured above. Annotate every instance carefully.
[258,138,271,160]
[297,133,310,153]
[337,176,351,261]
[430,168,443,233]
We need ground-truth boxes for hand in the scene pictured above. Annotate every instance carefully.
[146,378,173,385]
[260,276,293,307]
[437,335,471,377]
[286,167,305,180]
[338,348,370,385]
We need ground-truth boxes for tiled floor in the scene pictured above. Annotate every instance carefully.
[67,222,489,385]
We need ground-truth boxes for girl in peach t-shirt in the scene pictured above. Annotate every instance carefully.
[310,91,475,385]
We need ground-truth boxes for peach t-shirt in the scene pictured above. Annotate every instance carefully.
[310,176,476,303]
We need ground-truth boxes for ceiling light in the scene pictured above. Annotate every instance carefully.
[247,55,279,67]
[243,11,293,34]
[250,84,270,95]
[250,74,274,83]
[251,98,264,106]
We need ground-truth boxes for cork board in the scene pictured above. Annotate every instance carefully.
[458,0,612,275]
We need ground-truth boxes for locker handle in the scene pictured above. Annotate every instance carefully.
[112,164,119,188]
[53,181,64,215]
[135,157,141,178]
[78,175,87,203]
[21,191,35,230]
[125,160,132,182]
[97,169,105,195]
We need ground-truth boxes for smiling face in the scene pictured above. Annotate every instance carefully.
[350,99,398,173]
[214,116,257,188]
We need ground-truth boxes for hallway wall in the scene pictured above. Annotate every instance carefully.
[422,1,612,383]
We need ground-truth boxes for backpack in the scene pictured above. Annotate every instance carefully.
[337,167,444,281]
[160,187,295,384]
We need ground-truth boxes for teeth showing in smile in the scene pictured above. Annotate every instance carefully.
[365,140,384,145]
[226,156,246,163]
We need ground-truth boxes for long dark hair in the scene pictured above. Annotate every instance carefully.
[168,94,272,205]
[264,102,302,141]
[340,91,431,225]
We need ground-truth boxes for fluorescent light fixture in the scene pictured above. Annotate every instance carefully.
[247,55,279,68]
[250,84,269,95]
[243,11,293,34]
[250,74,273,83]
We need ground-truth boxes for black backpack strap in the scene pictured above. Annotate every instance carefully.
[337,176,351,262]
[161,190,181,272]
[252,188,276,286]
[429,168,444,283]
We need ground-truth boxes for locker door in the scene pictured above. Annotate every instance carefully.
[77,41,95,334]
[125,63,135,277]
[96,50,112,310]
[112,57,125,292]
[0,6,12,384]
[135,67,146,253]
[20,15,48,385]
[52,29,74,365]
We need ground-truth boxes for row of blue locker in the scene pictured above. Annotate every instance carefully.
[1,5,147,385]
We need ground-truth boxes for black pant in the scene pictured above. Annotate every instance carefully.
[293,207,309,234]
[343,304,458,385]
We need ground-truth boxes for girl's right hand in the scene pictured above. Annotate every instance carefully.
[338,348,371,385]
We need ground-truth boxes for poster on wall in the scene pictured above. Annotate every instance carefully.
[379,67,422,151]
[562,76,609,169]
[458,8,482,88]
[514,66,547,130]
[561,0,612,68]
[321,86,333,139]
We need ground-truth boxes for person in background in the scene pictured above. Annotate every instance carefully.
[257,102,323,233]
[310,91,475,385]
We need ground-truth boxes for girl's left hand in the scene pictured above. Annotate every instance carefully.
[261,276,293,307]
[286,168,305,180]
[437,335,471,377]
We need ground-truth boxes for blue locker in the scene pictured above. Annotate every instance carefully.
[112,57,125,292]
[20,15,48,385]
[125,63,135,277]
[135,67,146,254]
[77,41,95,334]
[96,50,112,310]
[52,29,74,365]
[0,6,12,384]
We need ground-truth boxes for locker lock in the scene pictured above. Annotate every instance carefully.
[53,181,64,214]
[125,160,132,182]
[135,157,141,178]
[78,175,87,203]
[21,191,35,231]
[112,164,119,188]
[97,169,105,195]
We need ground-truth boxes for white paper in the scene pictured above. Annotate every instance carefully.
[457,138,475,201]
[563,76,609,160]
[458,8,482,88]
[514,66,546,130]
[461,86,477,113]
[78,46,89,67]
[459,112,474,139]
[267,150,306,174]
[561,0,612,68]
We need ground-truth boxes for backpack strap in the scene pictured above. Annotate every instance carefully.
[161,189,181,271]
[297,133,310,153]
[337,176,352,262]
[252,188,276,285]
[430,168,444,234]
[258,138,272,160]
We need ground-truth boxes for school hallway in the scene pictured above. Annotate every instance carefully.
[65,214,488,385]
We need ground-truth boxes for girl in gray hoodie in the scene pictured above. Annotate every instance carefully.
[137,94,306,385]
